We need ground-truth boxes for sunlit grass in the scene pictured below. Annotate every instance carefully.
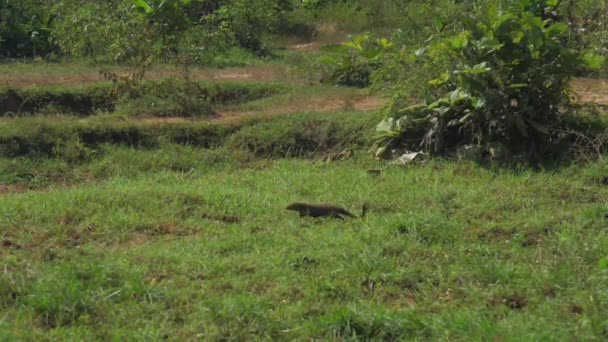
[1,152,608,339]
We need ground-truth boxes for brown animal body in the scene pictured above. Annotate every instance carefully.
[285,202,366,219]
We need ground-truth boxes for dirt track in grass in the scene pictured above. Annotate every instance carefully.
[3,63,607,106]
[0,64,290,88]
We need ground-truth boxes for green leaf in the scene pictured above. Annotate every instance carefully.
[512,31,525,44]
[343,41,363,51]
[545,0,558,7]
[432,18,445,31]
[433,106,450,116]
[494,13,517,35]
[449,88,470,104]
[376,118,397,132]
[599,258,608,269]
[428,72,449,86]
[427,98,449,110]
[546,23,568,39]
[377,38,393,49]
[448,31,470,50]
[132,0,153,13]
[583,52,605,70]
[508,83,528,89]
[472,97,486,109]
[466,62,491,75]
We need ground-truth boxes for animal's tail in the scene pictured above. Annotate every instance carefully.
[361,203,369,218]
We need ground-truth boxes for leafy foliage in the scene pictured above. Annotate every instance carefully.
[51,0,146,63]
[203,0,293,55]
[0,0,56,57]
[320,33,393,88]
[49,0,288,64]
[375,0,605,161]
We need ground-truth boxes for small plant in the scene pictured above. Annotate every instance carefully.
[375,0,605,161]
[320,33,393,88]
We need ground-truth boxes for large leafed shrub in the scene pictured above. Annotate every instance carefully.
[375,0,605,161]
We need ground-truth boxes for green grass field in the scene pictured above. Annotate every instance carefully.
[2,39,608,340]
[2,144,608,340]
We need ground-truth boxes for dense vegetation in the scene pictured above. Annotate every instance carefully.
[2,0,608,340]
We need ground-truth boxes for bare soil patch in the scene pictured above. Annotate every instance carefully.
[571,77,608,106]
[0,184,28,195]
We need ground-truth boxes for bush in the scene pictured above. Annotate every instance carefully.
[319,33,393,88]
[375,0,605,162]
[52,0,139,62]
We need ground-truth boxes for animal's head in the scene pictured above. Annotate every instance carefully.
[285,202,303,210]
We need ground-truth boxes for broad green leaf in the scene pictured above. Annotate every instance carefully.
[343,41,362,51]
[599,258,608,269]
[132,0,152,13]
[546,23,568,39]
[545,0,558,7]
[449,88,470,104]
[427,98,449,110]
[465,62,491,75]
[376,118,397,132]
[432,18,445,31]
[478,37,503,52]
[512,31,525,44]
[472,97,486,109]
[583,52,605,70]
[433,106,450,116]
[508,83,528,89]
[377,38,393,49]
[448,31,470,50]
[428,72,449,86]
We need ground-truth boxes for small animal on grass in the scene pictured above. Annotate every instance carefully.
[285,202,368,219]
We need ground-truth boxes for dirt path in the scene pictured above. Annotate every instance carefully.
[571,77,608,106]
[0,64,290,88]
